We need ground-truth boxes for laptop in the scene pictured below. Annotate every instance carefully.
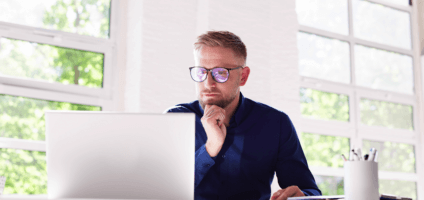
[45,111,195,200]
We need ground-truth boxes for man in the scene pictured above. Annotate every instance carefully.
[165,31,321,200]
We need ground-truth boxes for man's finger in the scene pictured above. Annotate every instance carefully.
[271,189,285,199]
[205,108,215,118]
[205,104,211,111]
[219,112,225,126]
[276,186,303,200]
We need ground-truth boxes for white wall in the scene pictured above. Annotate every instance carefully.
[115,0,301,194]
[117,0,301,123]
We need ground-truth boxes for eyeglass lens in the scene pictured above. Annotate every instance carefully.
[191,68,229,83]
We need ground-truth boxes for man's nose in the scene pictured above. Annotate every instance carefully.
[204,72,216,88]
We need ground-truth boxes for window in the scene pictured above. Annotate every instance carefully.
[0,0,117,195]
[296,0,420,198]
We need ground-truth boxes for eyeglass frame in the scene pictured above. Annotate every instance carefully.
[189,66,244,83]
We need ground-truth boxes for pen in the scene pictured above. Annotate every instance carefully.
[356,148,362,161]
[364,154,369,161]
[368,148,376,162]
[349,149,354,161]
[341,154,347,161]
[353,152,360,161]
[373,150,378,162]
[351,149,360,161]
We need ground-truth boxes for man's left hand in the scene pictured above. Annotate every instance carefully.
[271,186,305,200]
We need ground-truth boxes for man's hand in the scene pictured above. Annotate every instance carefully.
[271,186,305,200]
[201,105,227,157]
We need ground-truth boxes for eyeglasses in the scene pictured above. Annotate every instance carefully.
[189,66,243,83]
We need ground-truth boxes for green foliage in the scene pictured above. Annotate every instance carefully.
[299,132,350,168]
[314,175,344,195]
[42,0,111,38]
[360,98,413,130]
[53,46,104,87]
[0,94,100,194]
[300,88,350,122]
[0,38,57,81]
[379,179,417,199]
[0,94,101,140]
[0,149,47,194]
[0,38,104,88]
[363,140,415,173]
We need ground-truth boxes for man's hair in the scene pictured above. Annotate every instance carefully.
[194,31,247,65]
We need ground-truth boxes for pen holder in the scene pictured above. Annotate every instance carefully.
[344,161,379,200]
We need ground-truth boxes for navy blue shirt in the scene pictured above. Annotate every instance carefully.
[166,92,321,199]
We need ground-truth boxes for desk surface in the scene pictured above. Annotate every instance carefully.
[1,195,162,200]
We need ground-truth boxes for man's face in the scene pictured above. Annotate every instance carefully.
[194,46,243,110]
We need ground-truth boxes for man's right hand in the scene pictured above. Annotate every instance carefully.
[201,105,227,157]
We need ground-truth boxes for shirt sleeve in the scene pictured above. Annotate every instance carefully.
[275,114,322,196]
[195,144,216,188]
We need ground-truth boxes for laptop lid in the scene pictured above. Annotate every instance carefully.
[46,111,195,200]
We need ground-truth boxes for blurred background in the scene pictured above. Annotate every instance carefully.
[0,0,423,199]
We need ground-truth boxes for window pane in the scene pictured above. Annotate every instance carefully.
[299,133,350,168]
[0,0,111,38]
[0,38,104,88]
[296,0,349,35]
[381,0,409,6]
[0,94,101,140]
[363,140,415,173]
[355,45,413,94]
[360,98,413,130]
[353,0,411,49]
[313,175,344,195]
[379,180,416,199]
[0,148,47,194]
[300,88,350,122]
[297,32,350,84]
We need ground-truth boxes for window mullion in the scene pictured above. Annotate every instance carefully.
[0,76,107,99]
[410,0,424,198]
[0,83,104,107]
[366,0,412,12]
[347,0,361,152]
[0,138,46,152]
[0,22,113,54]
[354,37,413,56]
[379,171,418,182]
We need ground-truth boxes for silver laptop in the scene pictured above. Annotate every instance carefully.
[46,111,195,200]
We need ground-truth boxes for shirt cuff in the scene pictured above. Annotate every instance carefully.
[301,189,322,196]
[195,144,215,169]
[195,144,216,187]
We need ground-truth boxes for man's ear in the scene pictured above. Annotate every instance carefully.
[239,66,250,86]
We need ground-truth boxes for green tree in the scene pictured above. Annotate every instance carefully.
[300,88,350,122]
[0,94,101,194]
[299,132,350,168]
[42,0,110,88]
[360,98,413,130]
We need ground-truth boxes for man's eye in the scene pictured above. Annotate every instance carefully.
[218,71,228,76]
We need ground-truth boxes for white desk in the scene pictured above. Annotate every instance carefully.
[1,195,158,200]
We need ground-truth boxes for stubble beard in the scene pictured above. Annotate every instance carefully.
[198,80,240,110]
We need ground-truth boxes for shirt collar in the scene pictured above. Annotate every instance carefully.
[198,92,247,127]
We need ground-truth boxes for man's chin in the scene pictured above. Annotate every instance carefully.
[200,99,224,109]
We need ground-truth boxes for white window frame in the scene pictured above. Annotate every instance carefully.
[0,0,120,197]
[298,0,424,198]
